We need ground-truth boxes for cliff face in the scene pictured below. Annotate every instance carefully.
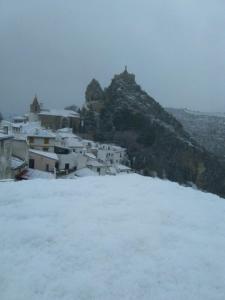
[84,69,225,198]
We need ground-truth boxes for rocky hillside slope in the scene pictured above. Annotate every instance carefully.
[82,69,225,198]
[167,108,225,158]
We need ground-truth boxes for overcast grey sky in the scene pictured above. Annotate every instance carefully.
[0,0,224,116]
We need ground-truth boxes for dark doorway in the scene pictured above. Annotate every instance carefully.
[65,163,69,170]
[29,159,35,169]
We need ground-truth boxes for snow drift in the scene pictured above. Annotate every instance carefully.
[0,174,225,300]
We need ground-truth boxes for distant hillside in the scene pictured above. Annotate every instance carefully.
[167,108,225,158]
[81,69,225,198]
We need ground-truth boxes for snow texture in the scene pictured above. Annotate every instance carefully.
[23,168,56,179]
[39,109,79,118]
[0,174,225,300]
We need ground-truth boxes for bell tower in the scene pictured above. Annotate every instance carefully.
[30,95,41,114]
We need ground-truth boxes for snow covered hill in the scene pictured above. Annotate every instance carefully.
[1,175,225,300]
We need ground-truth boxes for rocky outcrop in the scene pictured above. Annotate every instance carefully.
[84,69,225,198]
[85,79,104,103]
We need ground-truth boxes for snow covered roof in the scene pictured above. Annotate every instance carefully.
[29,149,58,160]
[66,139,84,148]
[5,121,45,137]
[98,144,125,152]
[0,133,13,140]
[13,136,27,141]
[116,164,131,171]
[11,157,26,170]
[75,167,98,177]
[11,123,22,128]
[85,152,97,160]
[112,145,126,152]
[57,128,73,133]
[58,133,80,140]
[27,129,56,138]
[82,139,99,147]
[13,116,26,121]
[56,128,80,139]
[39,109,80,118]
[87,160,105,167]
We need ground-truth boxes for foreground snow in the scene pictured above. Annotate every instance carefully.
[0,175,225,300]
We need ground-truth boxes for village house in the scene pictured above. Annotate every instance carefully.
[29,149,58,174]
[12,116,27,124]
[82,140,99,156]
[86,159,107,175]
[54,145,78,174]
[0,133,13,180]
[97,144,127,165]
[27,129,56,152]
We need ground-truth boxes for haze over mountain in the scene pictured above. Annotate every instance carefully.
[167,108,225,158]
[0,0,224,116]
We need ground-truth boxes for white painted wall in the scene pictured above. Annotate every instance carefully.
[0,139,12,179]
[57,152,77,171]
[28,136,55,152]
[12,139,28,162]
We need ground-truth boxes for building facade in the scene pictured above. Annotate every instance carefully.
[39,110,80,133]
[0,134,13,180]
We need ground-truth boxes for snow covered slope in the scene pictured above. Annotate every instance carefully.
[1,175,225,300]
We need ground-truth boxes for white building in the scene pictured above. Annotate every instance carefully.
[29,149,58,174]
[0,133,13,180]
[27,129,56,152]
[86,160,107,175]
[54,146,78,173]
[97,144,127,165]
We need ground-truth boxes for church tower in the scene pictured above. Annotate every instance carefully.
[29,95,41,122]
[30,95,41,114]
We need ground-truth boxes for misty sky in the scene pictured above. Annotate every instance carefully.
[0,0,224,116]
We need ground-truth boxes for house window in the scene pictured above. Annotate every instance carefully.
[46,164,49,172]
[29,137,34,143]
[65,163,69,170]
[43,147,49,152]
[97,167,100,173]
[44,138,49,144]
